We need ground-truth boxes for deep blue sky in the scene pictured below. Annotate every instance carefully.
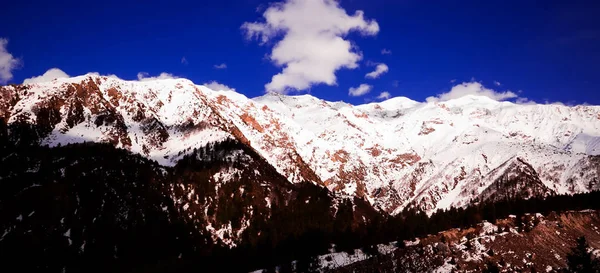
[2,0,599,104]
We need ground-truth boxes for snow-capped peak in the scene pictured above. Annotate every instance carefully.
[376,96,421,109]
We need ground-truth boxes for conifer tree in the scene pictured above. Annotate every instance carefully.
[483,261,500,273]
[565,236,599,273]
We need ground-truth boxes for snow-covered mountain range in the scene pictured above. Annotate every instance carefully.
[2,74,599,213]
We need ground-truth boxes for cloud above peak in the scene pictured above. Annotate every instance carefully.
[242,0,379,94]
[137,72,178,81]
[365,63,388,79]
[377,91,391,100]
[23,68,70,84]
[348,83,372,97]
[204,81,236,92]
[426,82,519,102]
[0,38,21,84]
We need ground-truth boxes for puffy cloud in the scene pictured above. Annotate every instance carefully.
[137,72,178,81]
[23,68,70,84]
[0,38,21,84]
[242,0,379,94]
[381,48,392,55]
[365,63,388,79]
[515,97,583,106]
[377,91,391,100]
[426,82,519,102]
[214,63,227,69]
[515,97,534,105]
[204,81,236,92]
[516,97,587,106]
[181,57,188,65]
[494,81,501,86]
[348,83,372,97]
[92,72,120,79]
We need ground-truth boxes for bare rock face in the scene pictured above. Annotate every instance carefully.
[3,75,600,214]
[478,157,552,203]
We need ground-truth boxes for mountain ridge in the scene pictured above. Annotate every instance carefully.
[2,74,600,214]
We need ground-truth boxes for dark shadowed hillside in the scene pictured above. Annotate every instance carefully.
[0,120,385,272]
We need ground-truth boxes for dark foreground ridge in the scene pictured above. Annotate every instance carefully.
[0,120,381,272]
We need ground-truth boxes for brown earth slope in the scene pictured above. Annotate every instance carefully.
[333,210,600,272]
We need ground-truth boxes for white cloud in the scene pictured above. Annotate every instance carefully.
[181,57,188,65]
[348,83,372,97]
[242,0,379,94]
[515,97,583,106]
[449,79,456,83]
[381,48,392,55]
[214,63,227,69]
[204,81,236,92]
[377,91,391,100]
[0,38,21,84]
[137,72,178,81]
[23,68,70,84]
[516,97,536,105]
[494,81,501,86]
[365,63,388,79]
[426,82,519,102]
[90,72,120,79]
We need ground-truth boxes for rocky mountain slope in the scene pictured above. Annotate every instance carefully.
[331,210,600,272]
[2,74,600,214]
